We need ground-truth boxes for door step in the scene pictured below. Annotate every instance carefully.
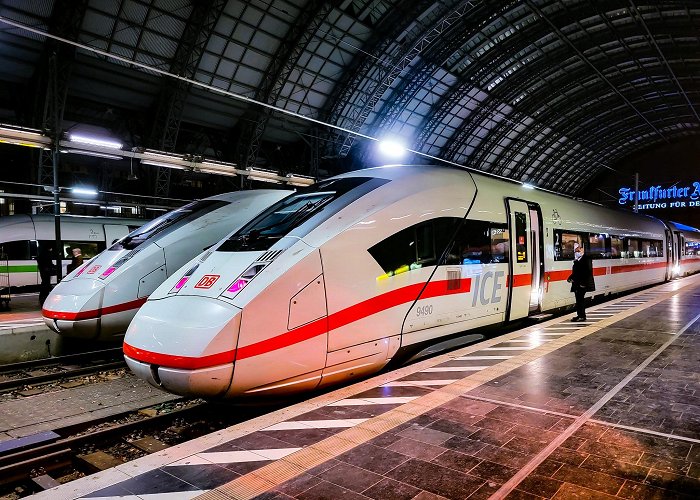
[529,313,553,321]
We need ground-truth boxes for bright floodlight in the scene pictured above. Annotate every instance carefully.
[377,139,407,159]
[71,187,98,196]
[70,134,122,149]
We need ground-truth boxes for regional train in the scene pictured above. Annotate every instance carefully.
[0,214,144,289]
[42,190,290,341]
[122,165,700,398]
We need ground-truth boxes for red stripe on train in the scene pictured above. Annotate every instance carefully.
[43,297,148,321]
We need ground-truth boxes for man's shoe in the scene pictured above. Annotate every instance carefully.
[571,316,582,322]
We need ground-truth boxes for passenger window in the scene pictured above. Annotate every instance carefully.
[685,239,700,256]
[62,241,105,260]
[610,236,623,259]
[589,234,609,259]
[452,220,492,265]
[554,231,583,261]
[490,226,509,263]
[369,220,448,276]
[0,241,30,260]
[627,239,640,258]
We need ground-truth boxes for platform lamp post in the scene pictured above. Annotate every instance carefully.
[52,140,63,282]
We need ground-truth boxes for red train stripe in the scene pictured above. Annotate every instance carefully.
[43,297,148,321]
[125,277,474,367]
[124,342,235,370]
[124,259,672,370]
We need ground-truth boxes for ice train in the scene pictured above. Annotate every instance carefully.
[0,214,144,289]
[42,190,290,340]
[122,166,700,398]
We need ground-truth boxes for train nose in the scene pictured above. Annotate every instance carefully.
[42,278,105,339]
[123,296,241,398]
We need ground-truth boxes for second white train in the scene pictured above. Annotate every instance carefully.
[43,190,290,340]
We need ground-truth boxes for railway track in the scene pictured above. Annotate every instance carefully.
[0,395,285,496]
[0,347,125,393]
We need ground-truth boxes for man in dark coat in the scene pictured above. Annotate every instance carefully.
[37,244,54,305]
[567,242,595,321]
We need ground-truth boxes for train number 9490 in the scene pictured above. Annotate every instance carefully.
[416,305,434,317]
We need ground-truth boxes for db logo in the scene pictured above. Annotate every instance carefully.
[194,275,220,289]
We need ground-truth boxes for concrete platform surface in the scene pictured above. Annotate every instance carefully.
[31,275,700,500]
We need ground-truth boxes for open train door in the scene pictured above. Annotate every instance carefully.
[505,198,543,321]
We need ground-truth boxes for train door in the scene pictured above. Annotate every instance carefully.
[664,228,673,280]
[505,199,541,321]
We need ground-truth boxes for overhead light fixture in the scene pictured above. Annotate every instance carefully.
[69,134,122,149]
[141,159,188,170]
[71,187,98,196]
[285,174,315,187]
[63,149,124,160]
[377,139,407,159]
[198,160,238,177]
[145,207,169,212]
[248,175,282,184]
[0,124,52,149]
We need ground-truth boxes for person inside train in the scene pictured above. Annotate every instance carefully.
[67,248,83,274]
[567,242,595,322]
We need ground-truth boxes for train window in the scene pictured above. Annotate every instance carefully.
[0,240,30,260]
[113,200,228,250]
[514,212,527,263]
[490,226,509,263]
[642,240,661,258]
[588,234,609,259]
[452,220,492,265]
[554,231,583,261]
[222,177,384,252]
[369,217,466,275]
[685,239,700,256]
[627,239,640,258]
[61,241,105,260]
[610,236,623,259]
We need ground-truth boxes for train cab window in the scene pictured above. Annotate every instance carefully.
[113,199,229,250]
[554,231,583,261]
[610,236,623,259]
[0,241,30,260]
[588,234,609,259]
[627,239,640,258]
[222,177,384,252]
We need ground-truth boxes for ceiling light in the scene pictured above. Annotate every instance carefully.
[71,187,98,196]
[377,139,407,159]
[64,149,124,160]
[69,134,122,149]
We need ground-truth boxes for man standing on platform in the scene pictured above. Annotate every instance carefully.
[567,242,595,321]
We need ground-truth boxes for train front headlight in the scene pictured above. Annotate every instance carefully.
[220,263,267,300]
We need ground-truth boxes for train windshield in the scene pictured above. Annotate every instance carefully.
[111,200,228,250]
[219,176,383,252]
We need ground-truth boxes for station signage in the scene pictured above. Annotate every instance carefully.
[618,181,700,210]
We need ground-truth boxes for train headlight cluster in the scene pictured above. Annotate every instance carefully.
[220,263,267,300]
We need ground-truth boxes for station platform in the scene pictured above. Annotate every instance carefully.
[35,275,700,500]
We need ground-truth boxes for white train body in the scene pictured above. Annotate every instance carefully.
[0,214,144,289]
[123,166,700,398]
[42,190,290,341]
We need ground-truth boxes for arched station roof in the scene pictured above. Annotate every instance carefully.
[0,0,698,195]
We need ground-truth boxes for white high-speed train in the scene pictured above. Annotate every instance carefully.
[122,166,700,398]
[42,190,290,341]
[0,214,144,289]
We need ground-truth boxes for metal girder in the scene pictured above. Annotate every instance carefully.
[149,0,226,197]
[368,1,499,140]
[320,0,454,157]
[238,0,335,174]
[34,0,89,194]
